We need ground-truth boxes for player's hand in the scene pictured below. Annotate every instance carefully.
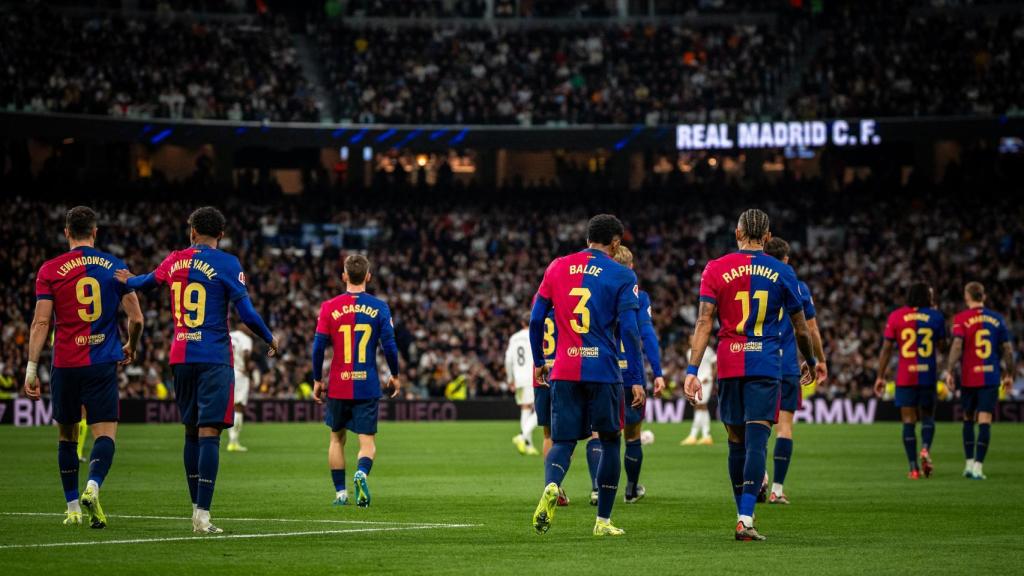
[267,335,280,357]
[873,377,886,398]
[799,362,813,386]
[386,376,401,399]
[312,380,326,405]
[683,374,702,405]
[630,384,646,408]
[114,269,134,284]
[23,375,41,401]
[534,365,550,387]
[652,376,666,396]
[814,362,828,385]
[1002,374,1013,396]
[119,343,136,366]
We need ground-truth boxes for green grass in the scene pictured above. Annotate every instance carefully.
[1,422,1022,575]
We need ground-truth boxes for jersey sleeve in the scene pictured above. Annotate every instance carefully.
[999,315,1012,346]
[153,251,178,285]
[219,256,250,303]
[638,292,653,327]
[616,269,640,314]
[35,265,53,300]
[799,281,816,320]
[698,261,718,304]
[781,267,803,315]
[883,312,897,341]
[113,257,135,297]
[378,303,400,377]
[951,313,965,339]
[315,302,331,336]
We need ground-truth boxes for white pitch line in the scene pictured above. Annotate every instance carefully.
[0,524,474,550]
[0,511,478,528]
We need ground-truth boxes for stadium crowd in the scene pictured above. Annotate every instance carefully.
[0,6,319,122]
[2,153,1023,402]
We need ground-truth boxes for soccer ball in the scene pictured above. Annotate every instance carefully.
[640,430,655,445]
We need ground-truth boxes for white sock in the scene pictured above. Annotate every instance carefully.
[701,411,712,438]
[965,458,975,470]
[229,413,242,443]
[521,409,537,446]
[688,413,700,438]
[738,514,754,528]
[597,516,610,523]
[973,461,984,474]
[192,503,198,514]
[336,489,348,499]
[67,500,81,513]
[771,482,784,497]
[196,508,210,525]
[86,479,99,495]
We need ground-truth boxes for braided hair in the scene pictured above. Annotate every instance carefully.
[737,208,770,242]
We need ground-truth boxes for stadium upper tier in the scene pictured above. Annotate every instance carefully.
[2,3,1021,124]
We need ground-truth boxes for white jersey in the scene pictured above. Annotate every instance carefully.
[697,347,717,385]
[230,330,253,380]
[505,328,535,390]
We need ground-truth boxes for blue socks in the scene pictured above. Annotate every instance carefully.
[727,441,745,511]
[920,417,935,451]
[357,457,373,476]
[739,423,770,517]
[773,437,793,486]
[585,438,601,491]
[87,436,115,487]
[331,469,346,492]
[596,437,621,519]
[902,423,919,471]
[545,441,575,486]
[58,441,80,503]
[962,421,975,460]
[196,436,220,511]
[976,423,991,463]
[624,439,643,497]
[184,435,200,504]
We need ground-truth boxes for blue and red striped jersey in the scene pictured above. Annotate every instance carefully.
[35,247,133,368]
[883,306,946,387]
[535,248,640,384]
[952,307,1010,388]
[699,250,803,380]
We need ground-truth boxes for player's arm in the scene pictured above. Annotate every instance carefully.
[875,339,894,397]
[234,296,278,354]
[379,307,401,398]
[23,298,54,400]
[789,311,820,384]
[119,291,145,365]
[1001,341,1015,393]
[619,307,645,408]
[807,317,826,365]
[116,269,159,290]
[639,314,665,395]
[504,341,516,387]
[529,295,553,384]
[685,300,715,404]
[311,331,330,405]
[944,336,962,387]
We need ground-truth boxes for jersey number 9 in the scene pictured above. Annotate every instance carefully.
[171,281,207,328]
[75,277,102,322]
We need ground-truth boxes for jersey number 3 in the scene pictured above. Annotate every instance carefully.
[569,287,591,334]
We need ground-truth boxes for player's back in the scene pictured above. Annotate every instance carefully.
[230,330,253,371]
[539,248,638,384]
[700,250,801,379]
[317,291,394,400]
[155,245,247,365]
[507,328,534,387]
[36,246,131,368]
[953,307,1009,387]
[884,305,946,386]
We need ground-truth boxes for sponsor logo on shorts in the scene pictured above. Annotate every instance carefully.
[339,371,368,381]
[176,332,203,342]
[75,334,106,346]
[566,346,600,358]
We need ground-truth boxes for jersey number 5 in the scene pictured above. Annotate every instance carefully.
[569,287,591,334]
[75,277,102,322]
[975,329,992,359]
[171,281,207,328]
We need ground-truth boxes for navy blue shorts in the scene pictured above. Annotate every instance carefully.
[717,377,781,426]
[550,380,624,442]
[624,396,646,426]
[51,363,119,425]
[894,386,936,409]
[172,364,234,428]
[961,387,998,415]
[779,374,802,413]
[535,385,551,428]
[325,398,380,435]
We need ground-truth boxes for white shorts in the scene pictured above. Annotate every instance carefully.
[696,380,713,406]
[234,374,250,406]
[514,384,535,406]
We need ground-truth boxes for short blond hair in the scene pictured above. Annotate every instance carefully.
[612,245,633,267]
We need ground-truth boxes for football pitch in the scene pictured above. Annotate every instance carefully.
[1,421,1022,575]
